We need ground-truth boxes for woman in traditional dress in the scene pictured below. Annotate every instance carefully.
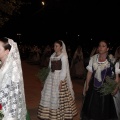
[81,40,119,120]
[114,46,120,120]
[0,37,29,120]
[70,46,85,78]
[38,40,77,120]
[115,46,120,61]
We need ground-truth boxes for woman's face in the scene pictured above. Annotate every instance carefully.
[54,43,62,53]
[98,41,109,54]
[0,41,8,60]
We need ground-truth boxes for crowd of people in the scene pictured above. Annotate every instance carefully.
[0,37,120,120]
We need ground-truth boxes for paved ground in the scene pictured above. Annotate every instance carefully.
[22,60,84,120]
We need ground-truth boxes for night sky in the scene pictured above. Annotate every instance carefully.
[1,0,120,48]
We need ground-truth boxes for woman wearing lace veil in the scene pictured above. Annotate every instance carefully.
[0,37,28,120]
[38,40,77,120]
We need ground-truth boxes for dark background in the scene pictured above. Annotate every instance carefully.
[1,0,120,50]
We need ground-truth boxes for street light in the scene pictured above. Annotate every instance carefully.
[17,33,22,44]
[17,33,21,39]
[41,1,45,6]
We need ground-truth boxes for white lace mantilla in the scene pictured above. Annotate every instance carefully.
[87,54,110,82]
[0,39,26,120]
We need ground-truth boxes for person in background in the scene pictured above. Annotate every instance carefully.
[115,46,120,61]
[90,46,98,57]
[113,46,120,120]
[70,45,85,79]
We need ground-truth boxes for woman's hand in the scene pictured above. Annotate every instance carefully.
[83,82,89,96]
[112,74,120,96]
[83,71,92,95]
[85,84,89,93]
[111,87,119,96]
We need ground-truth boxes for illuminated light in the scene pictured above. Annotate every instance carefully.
[17,33,21,36]
[91,38,92,40]
[42,1,45,6]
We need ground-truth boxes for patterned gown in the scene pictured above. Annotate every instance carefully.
[38,52,77,120]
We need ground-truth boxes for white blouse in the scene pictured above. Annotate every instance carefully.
[87,54,120,74]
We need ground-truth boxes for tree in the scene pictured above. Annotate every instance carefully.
[0,0,30,28]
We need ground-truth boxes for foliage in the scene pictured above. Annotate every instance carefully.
[99,54,120,96]
[0,0,30,27]
[99,76,120,96]
[36,67,50,84]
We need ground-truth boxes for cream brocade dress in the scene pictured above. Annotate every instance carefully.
[38,52,77,120]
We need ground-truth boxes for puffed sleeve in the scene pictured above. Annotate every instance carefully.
[59,55,68,81]
[115,62,120,74]
[86,57,93,72]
